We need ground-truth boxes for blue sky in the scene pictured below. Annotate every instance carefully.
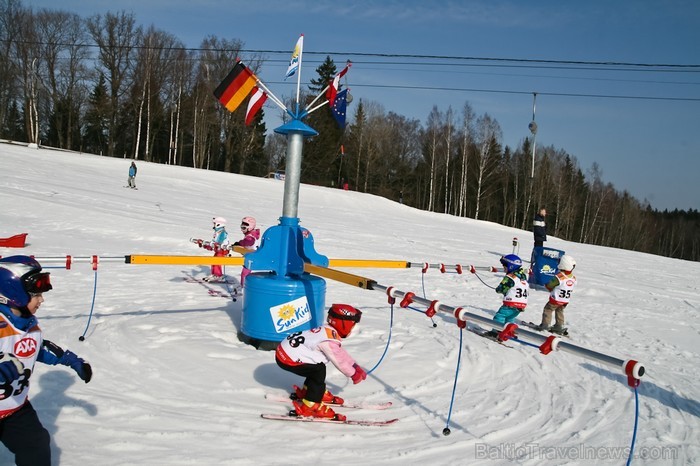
[26,0,700,211]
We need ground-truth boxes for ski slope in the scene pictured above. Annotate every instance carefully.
[1,142,698,465]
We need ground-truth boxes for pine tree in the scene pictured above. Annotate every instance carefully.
[304,56,345,186]
[82,75,109,155]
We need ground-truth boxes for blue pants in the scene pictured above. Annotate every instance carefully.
[493,305,521,324]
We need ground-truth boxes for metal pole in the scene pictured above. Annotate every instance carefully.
[530,92,537,178]
[282,132,304,219]
[368,282,644,381]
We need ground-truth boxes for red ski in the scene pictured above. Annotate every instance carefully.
[265,393,392,410]
[260,413,398,427]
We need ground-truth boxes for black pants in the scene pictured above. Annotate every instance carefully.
[276,357,327,403]
[0,402,51,466]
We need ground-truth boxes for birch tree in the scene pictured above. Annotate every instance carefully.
[86,11,140,157]
[473,113,502,220]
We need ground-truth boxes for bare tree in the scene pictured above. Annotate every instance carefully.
[86,11,140,157]
[424,106,443,212]
[473,113,502,220]
[442,106,455,214]
[0,0,24,138]
[34,8,90,149]
[457,102,475,217]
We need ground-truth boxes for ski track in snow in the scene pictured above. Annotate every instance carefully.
[1,144,698,465]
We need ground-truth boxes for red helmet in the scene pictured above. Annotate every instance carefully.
[327,304,362,338]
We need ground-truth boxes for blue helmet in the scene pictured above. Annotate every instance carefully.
[0,255,52,309]
[500,254,522,274]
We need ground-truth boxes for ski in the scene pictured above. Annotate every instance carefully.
[183,276,237,285]
[265,393,392,410]
[519,321,569,337]
[260,413,398,427]
[466,326,514,348]
[208,289,238,300]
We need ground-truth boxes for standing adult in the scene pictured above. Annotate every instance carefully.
[127,161,138,189]
[533,208,547,248]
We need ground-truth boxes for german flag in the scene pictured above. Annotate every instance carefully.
[213,61,257,113]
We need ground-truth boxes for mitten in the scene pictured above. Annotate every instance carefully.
[351,363,367,384]
[0,352,23,384]
[59,350,93,383]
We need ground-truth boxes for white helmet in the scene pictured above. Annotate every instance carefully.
[558,255,576,272]
[212,217,227,229]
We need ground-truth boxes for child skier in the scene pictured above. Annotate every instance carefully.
[275,304,367,421]
[231,216,260,287]
[203,217,229,282]
[536,254,577,333]
[494,254,529,324]
[0,256,92,465]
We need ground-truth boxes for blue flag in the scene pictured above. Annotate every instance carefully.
[331,89,348,128]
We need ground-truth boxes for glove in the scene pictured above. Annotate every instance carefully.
[59,350,93,383]
[0,352,24,384]
[351,363,367,384]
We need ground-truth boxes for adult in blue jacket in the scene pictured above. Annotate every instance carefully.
[127,161,137,188]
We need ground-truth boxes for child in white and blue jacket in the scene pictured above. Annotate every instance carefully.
[0,255,92,466]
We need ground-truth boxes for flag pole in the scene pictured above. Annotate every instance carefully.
[252,76,291,116]
[305,84,330,111]
[305,97,331,115]
[294,34,304,113]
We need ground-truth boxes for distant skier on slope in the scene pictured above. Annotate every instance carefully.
[275,304,367,421]
[127,161,137,189]
[231,216,260,287]
[536,254,577,333]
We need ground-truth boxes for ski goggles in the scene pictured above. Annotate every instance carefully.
[24,272,53,294]
[241,222,250,230]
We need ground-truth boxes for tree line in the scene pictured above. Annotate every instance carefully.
[1,0,698,262]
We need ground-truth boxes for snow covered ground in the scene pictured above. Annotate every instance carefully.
[1,142,698,465]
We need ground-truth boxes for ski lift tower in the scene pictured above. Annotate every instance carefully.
[238,35,342,349]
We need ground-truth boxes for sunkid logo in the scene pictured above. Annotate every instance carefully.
[270,296,312,333]
[14,337,38,357]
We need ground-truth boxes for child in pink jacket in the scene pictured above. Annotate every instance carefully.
[232,216,260,286]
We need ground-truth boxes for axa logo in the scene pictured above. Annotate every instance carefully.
[14,337,38,358]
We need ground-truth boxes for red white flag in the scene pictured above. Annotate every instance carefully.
[245,86,268,126]
[326,62,351,107]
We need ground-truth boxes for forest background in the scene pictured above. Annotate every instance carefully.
[0,0,698,261]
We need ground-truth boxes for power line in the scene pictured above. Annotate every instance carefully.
[248,49,700,70]
[336,83,700,102]
[4,39,699,102]
[4,39,700,70]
